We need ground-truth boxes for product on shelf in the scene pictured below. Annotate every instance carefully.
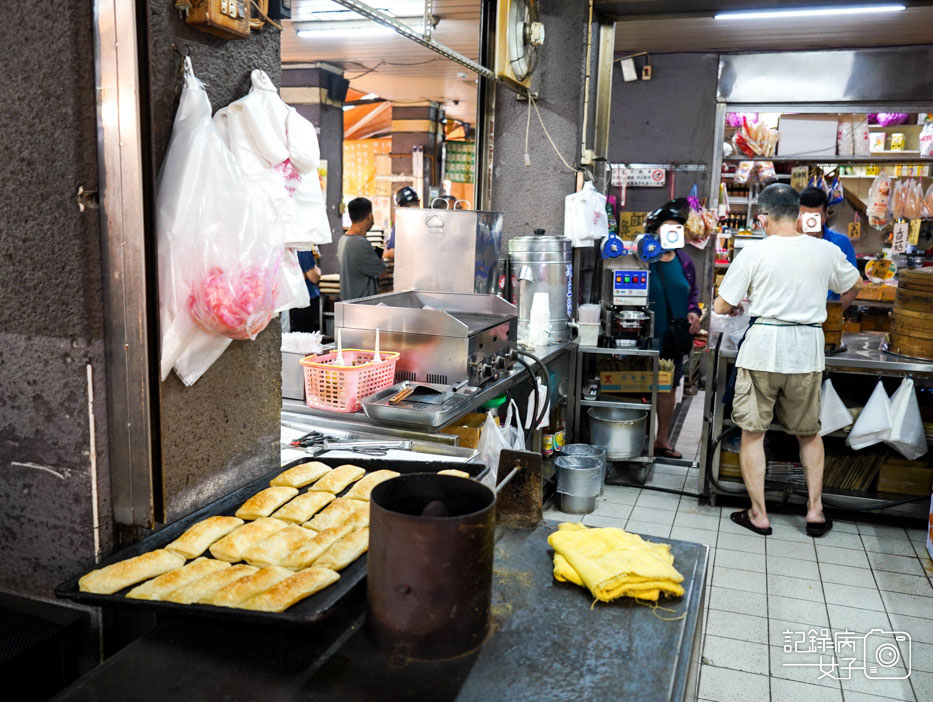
[866,172,893,228]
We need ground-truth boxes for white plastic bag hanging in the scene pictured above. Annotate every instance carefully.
[819,379,854,436]
[157,58,282,385]
[477,410,509,490]
[215,69,331,312]
[525,379,550,431]
[847,381,893,450]
[564,181,609,247]
[476,400,526,490]
[884,378,928,460]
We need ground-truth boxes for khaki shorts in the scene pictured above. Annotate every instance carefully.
[732,368,822,435]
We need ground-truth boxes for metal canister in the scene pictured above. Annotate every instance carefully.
[367,473,496,660]
[508,234,573,342]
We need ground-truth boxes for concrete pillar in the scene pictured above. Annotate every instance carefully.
[490,0,590,242]
[281,63,348,276]
[391,103,445,201]
[149,13,283,525]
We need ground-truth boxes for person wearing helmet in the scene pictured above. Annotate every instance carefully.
[645,198,702,460]
[384,186,421,261]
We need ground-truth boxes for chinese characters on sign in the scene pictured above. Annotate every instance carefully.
[617,212,649,241]
[783,628,911,680]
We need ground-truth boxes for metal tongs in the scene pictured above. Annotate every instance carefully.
[307,439,413,457]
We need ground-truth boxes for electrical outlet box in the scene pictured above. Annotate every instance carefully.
[641,65,652,80]
[581,149,595,165]
[181,0,250,39]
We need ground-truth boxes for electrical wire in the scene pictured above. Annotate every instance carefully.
[529,96,581,174]
[249,0,284,31]
[513,355,539,444]
[524,95,532,166]
[514,348,551,429]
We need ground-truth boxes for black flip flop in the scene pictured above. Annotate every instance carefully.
[730,509,773,536]
[806,518,833,537]
[655,447,683,459]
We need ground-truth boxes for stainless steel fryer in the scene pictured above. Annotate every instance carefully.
[335,291,517,387]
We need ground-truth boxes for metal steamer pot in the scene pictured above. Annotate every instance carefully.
[508,234,573,342]
[587,406,648,460]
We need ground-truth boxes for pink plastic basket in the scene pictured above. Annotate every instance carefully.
[300,349,400,413]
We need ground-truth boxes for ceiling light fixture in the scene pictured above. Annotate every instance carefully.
[293,1,427,22]
[295,17,426,39]
[715,4,906,20]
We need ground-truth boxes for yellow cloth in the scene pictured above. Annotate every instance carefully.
[548,522,685,602]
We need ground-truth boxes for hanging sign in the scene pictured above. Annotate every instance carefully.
[618,211,649,240]
[611,166,667,188]
[790,166,809,192]
[908,219,921,245]
[891,221,909,254]
[848,213,861,241]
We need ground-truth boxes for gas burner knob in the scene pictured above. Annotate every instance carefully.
[495,355,507,369]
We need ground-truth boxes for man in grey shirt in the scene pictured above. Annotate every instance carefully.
[338,197,386,301]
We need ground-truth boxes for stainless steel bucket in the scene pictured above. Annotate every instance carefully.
[560,444,608,495]
[508,235,573,342]
[555,455,602,514]
[587,407,648,460]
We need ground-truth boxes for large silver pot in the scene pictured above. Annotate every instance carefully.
[508,234,573,342]
[587,406,648,460]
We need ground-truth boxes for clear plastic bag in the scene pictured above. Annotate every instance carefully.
[476,400,526,490]
[866,173,892,228]
[847,381,893,450]
[904,179,923,221]
[884,378,928,460]
[920,122,933,158]
[923,182,933,219]
[819,379,853,437]
[157,58,283,385]
[890,179,907,221]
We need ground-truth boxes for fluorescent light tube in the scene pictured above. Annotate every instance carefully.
[715,4,906,20]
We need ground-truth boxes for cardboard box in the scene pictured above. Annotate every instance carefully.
[442,413,488,449]
[877,459,932,496]
[600,370,673,394]
[857,284,885,301]
[777,114,839,157]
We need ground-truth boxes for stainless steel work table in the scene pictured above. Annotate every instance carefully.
[282,340,576,440]
[54,524,708,702]
[701,331,933,518]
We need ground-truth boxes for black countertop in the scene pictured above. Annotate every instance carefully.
[54,524,708,702]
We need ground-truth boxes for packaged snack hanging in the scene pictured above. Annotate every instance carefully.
[827,174,844,206]
[866,172,892,228]
[923,182,933,219]
[889,179,907,221]
[904,179,923,221]
[920,122,933,157]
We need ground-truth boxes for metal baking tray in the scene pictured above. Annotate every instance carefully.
[55,456,486,626]
[360,382,480,427]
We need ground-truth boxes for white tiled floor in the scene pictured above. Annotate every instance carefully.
[543,468,933,702]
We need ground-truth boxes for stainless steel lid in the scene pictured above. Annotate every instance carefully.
[508,235,572,255]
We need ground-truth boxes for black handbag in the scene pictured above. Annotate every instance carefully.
[655,261,693,357]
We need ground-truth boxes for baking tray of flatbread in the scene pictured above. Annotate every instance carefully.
[55,456,484,626]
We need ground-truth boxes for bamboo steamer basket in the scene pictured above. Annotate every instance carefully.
[890,269,933,359]
[822,301,844,350]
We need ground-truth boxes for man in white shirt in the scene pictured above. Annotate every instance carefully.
[713,184,862,538]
